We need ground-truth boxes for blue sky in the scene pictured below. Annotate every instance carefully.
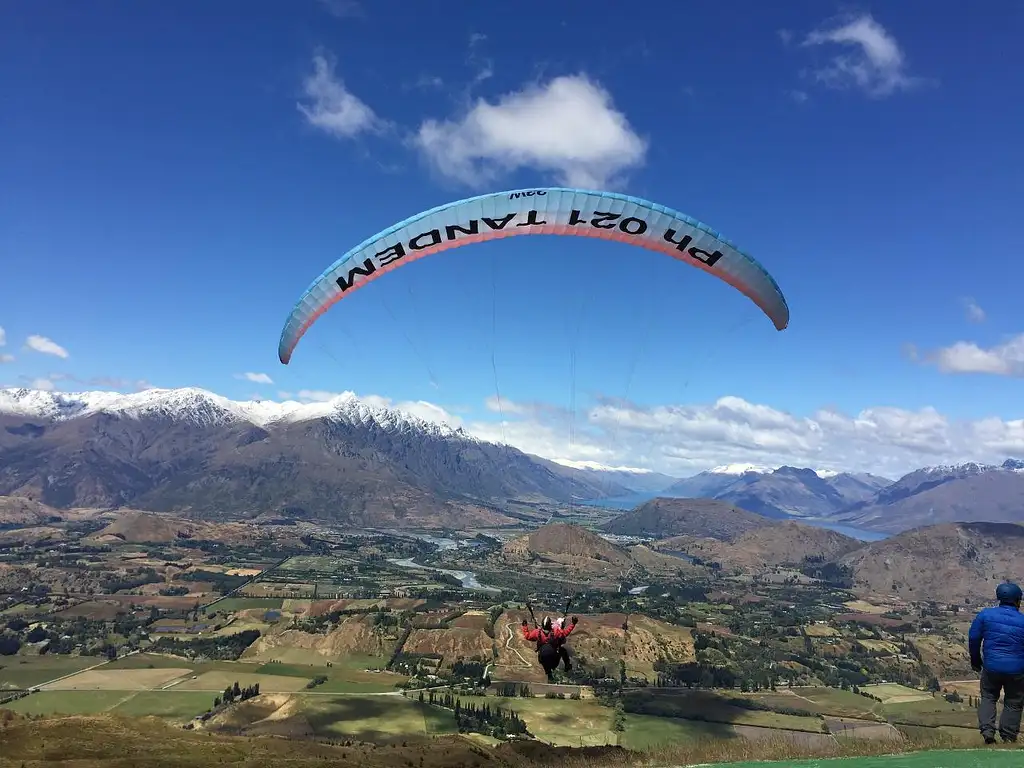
[2,1,1023,476]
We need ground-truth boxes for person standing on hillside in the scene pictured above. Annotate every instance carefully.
[969,582,1024,744]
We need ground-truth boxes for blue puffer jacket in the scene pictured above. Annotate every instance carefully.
[969,604,1024,675]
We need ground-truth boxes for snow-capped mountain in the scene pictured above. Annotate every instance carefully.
[0,387,471,438]
[662,464,893,519]
[834,460,1024,532]
[0,387,620,524]
[539,458,680,495]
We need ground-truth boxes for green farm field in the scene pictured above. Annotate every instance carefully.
[0,655,100,690]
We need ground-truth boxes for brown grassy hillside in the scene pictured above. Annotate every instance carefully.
[841,522,1024,603]
[655,521,861,571]
[602,498,772,541]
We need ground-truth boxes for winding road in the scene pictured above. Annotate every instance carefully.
[503,622,531,668]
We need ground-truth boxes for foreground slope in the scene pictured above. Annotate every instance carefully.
[0,387,617,525]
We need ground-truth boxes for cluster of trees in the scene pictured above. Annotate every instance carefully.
[153,629,260,660]
[799,559,854,588]
[418,690,528,739]
[98,567,163,594]
[2,613,150,657]
[158,586,189,596]
[451,660,487,682]
[305,675,328,689]
[180,569,250,594]
[213,681,260,708]
[494,683,532,698]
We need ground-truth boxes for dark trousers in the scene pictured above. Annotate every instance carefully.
[557,644,571,670]
[979,668,1024,741]
[537,644,559,677]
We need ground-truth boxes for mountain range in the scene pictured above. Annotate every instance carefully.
[661,464,893,518]
[0,387,621,527]
[1,386,1022,533]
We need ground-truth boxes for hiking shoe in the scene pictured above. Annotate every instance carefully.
[984,736,997,745]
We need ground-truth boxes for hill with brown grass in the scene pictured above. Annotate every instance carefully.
[87,510,266,545]
[654,520,861,571]
[0,495,62,525]
[601,498,773,541]
[492,607,695,684]
[840,521,1024,604]
[245,615,398,661]
[501,523,633,568]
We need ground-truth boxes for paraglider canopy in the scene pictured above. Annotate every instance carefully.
[278,187,790,364]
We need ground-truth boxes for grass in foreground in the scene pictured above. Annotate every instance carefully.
[1,708,1023,768]
[302,694,457,742]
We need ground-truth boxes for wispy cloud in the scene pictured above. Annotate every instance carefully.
[414,74,647,189]
[962,297,986,324]
[297,53,388,139]
[85,376,153,391]
[0,355,13,364]
[31,377,56,391]
[235,372,274,385]
[788,89,809,103]
[0,327,6,347]
[799,13,926,98]
[317,0,363,19]
[25,335,69,359]
[464,32,493,95]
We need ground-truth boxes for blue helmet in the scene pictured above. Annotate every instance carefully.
[996,582,1023,605]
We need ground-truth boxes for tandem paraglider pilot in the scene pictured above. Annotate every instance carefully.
[969,581,1024,744]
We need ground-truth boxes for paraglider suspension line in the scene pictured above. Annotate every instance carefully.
[378,292,439,389]
[489,250,507,447]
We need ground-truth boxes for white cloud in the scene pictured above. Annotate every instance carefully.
[31,377,56,391]
[298,54,387,139]
[460,393,1024,477]
[0,327,6,347]
[25,335,69,359]
[962,297,986,324]
[800,14,923,97]
[0,354,13,364]
[236,372,274,385]
[924,334,1024,377]
[414,74,647,188]
[789,89,809,103]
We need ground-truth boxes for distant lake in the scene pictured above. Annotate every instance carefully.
[584,493,661,510]
[799,520,889,542]
[582,494,890,542]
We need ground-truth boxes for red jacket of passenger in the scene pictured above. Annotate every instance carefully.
[521,620,575,647]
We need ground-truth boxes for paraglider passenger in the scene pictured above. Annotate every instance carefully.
[970,582,1024,743]
[522,615,578,682]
